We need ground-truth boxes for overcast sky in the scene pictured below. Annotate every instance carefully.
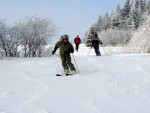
[0,0,124,42]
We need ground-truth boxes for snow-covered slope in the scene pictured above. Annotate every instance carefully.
[0,44,150,113]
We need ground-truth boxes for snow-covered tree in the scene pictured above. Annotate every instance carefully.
[134,0,140,9]
[139,0,146,13]
[98,28,131,46]
[17,16,57,57]
[0,18,9,57]
[111,4,122,28]
[147,0,150,14]
[0,16,57,57]
[128,14,150,53]
[128,5,138,30]
[85,0,150,47]
[101,13,111,30]
[122,0,131,19]
[4,25,23,57]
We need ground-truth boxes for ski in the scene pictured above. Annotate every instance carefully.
[66,73,74,76]
[56,74,64,76]
[56,73,74,76]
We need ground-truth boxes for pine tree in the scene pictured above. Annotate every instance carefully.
[128,6,137,30]
[122,0,131,19]
[134,0,140,9]
[147,0,150,14]
[120,0,131,29]
[139,0,146,13]
[111,4,122,28]
[101,13,111,30]
[96,15,102,32]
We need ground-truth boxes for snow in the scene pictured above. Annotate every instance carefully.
[0,44,150,113]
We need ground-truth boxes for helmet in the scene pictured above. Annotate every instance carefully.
[63,34,69,40]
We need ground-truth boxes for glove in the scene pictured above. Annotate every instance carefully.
[69,48,74,53]
[99,40,103,44]
[52,51,55,55]
[70,50,74,53]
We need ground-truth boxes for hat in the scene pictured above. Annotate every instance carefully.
[63,34,69,40]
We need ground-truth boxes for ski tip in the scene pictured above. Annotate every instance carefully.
[56,74,63,76]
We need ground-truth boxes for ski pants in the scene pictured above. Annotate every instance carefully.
[75,44,79,51]
[94,46,101,56]
[60,54,76,71]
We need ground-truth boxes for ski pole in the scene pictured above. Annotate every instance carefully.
[87,47,91,56]
[71,53,80,75]
[100,37,106,55]
[54,53,60,58]
[102,45,106,56]
[49,45,60,58]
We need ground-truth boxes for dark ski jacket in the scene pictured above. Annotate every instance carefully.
[53,40,74,55]
[91,37,102,48]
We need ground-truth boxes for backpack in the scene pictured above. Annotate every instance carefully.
[74,38,81,44]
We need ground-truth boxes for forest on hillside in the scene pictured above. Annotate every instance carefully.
[86,0,150,53]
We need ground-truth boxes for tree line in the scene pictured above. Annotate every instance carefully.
[0,16,57,57]
[85,0,150,50]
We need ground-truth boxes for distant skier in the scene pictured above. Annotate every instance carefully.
[91,33,102,56]
[74,35,81,52]
[52,34,76,74]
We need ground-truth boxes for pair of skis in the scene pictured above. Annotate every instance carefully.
[56,73,74,76]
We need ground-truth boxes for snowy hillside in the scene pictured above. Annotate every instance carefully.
[0,44,150,113]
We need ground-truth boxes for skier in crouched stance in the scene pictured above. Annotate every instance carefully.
[52,34,76,75]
